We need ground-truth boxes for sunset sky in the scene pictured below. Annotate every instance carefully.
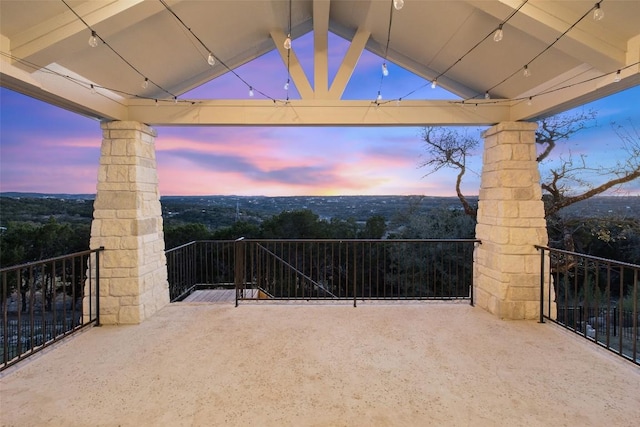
[1,32,639,197]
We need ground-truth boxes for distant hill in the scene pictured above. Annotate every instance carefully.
[0,192,95,200]
[1,193,638,227]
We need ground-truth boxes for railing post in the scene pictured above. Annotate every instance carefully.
[234,238,245,307]
[95,247,104,327]
[539,246,545,324]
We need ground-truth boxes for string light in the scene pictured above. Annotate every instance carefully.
[207,53,215,66]
[593,2,604,21]
[88,30,98,48]
[284,34,292,50]
[527,96,533,106]
[484,91,490,99]
[493,24,504,42]
[174,96,178,103]
[431,79,437,89]
[90,84,96,94]
[284,79,290,90]
[377,91,382,101]
[523,65,531,77]
[393,0,404,10]
[249,87,254,97]
[382,63,389,77]
[141,78,149,89]
[614,70,621,82]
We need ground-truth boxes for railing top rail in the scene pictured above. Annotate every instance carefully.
[237,238,482,244]
[0,246,105,273]
[535,245,640,269]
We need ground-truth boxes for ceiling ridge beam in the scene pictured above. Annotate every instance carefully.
[313,0,331,99]
[328,27,370,100]
[270,29,314,100]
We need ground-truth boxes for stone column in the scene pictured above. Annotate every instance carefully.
[474,121,555,320]
[84,121,169,324]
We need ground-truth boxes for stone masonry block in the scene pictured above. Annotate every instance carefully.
[512,187,535,200]
[111,139,128,155]
[110,277,141,297]
[518,201,545,217]
[509,228,542,245]
[513,144,536,161]
[94,192,137,210]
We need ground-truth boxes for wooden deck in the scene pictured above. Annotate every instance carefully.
[182,289,257,303]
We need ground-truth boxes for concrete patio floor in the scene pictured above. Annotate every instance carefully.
[1,302,639,426]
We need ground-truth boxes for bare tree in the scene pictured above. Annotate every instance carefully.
[419,127,478,217]
[419,112,640,219]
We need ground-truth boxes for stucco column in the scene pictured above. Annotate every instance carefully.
[474,121,555,320]
[84,121,169,324]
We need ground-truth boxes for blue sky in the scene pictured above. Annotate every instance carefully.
[1,32,639,196]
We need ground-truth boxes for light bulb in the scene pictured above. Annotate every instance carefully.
[155,99,158,107]
[377,91,382,101]
[527,97,532,106]
[396,99,401,106]
[484,91,490,100]
[431,79,437,89]
[593,3,604,21]
[382,63,389,77]
[523,65,531,78]
[142,78,149,89]
[88,31,98,48]
[493,25,503,42]
[284,80,290,90]
[249,87,254,97]
[284,34,292,50]
[174,96,178,104]
[90,84,96,94]
[614,70,621,82]
[393,0,404,11]
[207,53,215,66]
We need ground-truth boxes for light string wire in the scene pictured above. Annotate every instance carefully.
[0,50,198,105]
[158,0,279,103]
[285,0,292,102]
[377,0,620,107]
[390,0,529,103]
[473,61,638,106]
[376,0,396,103]
[11,1,629,109]
[480,0,608,99]
[60,0,176,100]
[2,49,633,110]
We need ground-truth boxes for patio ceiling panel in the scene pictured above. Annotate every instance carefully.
[1,0,638,125]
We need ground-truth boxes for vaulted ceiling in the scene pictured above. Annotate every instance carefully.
[1,0,639,126]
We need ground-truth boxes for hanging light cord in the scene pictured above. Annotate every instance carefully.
[285,0,292,101]
[480,0,607,99]
[377,0,395,99]
[395,0,528,102]
[60,0,176,99]
[159,0,276,101]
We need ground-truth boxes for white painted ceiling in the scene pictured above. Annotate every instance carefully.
[1,0,639,126]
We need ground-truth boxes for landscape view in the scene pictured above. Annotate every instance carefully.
[1,193,638,264]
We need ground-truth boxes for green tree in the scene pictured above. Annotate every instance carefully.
[164,223,213,249]
[260,210,328,238]
[360,215,387,239]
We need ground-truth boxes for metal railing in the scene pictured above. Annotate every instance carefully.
[166,239,479,306]
[166,240,236,301]
[1,247,104,371]
[537,246,639,365]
